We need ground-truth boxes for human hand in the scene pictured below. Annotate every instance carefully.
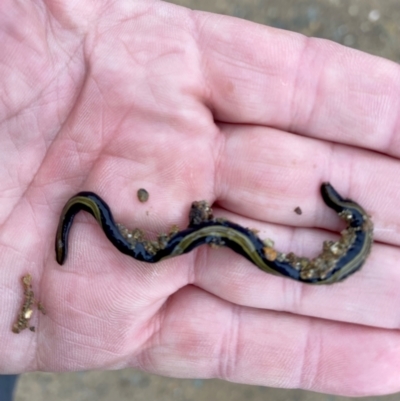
[1,0,400,396]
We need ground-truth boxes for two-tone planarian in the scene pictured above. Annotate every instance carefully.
[55,183,373,285]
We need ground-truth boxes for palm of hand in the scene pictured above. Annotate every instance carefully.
[1,1,400,397]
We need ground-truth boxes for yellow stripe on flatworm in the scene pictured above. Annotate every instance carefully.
[163,225,280,276]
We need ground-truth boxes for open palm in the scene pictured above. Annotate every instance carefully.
[1,0,400,397]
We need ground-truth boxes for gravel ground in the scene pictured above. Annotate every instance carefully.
[13,1,400,400]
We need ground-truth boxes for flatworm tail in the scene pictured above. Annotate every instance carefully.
[55,183,374,284]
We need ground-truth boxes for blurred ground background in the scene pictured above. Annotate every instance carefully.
[13,0,400,400]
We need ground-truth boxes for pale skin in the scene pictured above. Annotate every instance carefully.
[1,0,400,397]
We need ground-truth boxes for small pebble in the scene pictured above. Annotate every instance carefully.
[137,188,149,203]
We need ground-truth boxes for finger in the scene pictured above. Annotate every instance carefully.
[143,286,400,397]
[196,12,400,156]
[215,123,400,247]
[193,238,400,330]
